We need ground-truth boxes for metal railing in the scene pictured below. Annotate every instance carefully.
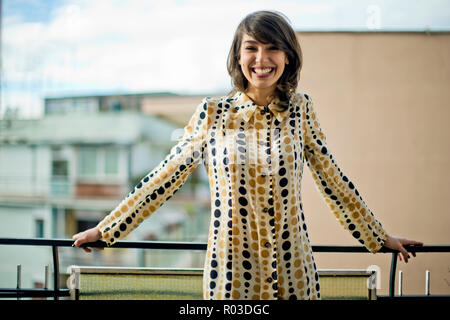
[0,237,449,300]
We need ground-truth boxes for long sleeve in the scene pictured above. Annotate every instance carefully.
[302,94,388,253]
[96,98,209,246]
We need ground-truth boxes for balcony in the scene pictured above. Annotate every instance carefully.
[0,238,449,301]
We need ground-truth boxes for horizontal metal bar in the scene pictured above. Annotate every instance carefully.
[378,294,450,300]
[105,240,208,250]
[0,288,70,298]
[0,238,74,247]
[0,238,449,253]
[0,238,208,250]
[311,245,450,253]
[69,266,204,275]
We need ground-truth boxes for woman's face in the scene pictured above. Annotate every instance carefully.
[239,33,288,95]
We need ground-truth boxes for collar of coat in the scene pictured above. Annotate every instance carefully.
[232,91,289,123]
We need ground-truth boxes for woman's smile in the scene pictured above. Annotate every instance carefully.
[251,66,275,78]
[239,33,288,104]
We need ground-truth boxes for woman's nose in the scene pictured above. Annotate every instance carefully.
[255,48,266,63]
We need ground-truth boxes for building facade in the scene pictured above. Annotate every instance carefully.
[0,94,211,289]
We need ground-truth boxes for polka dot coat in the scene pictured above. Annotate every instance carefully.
[96,91,388,300]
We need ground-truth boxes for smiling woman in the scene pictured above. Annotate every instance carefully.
[73,10,423,301]
[238,34,289,105]
[227,11,302,109]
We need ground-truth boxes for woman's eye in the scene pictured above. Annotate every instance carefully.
[269,46,279,50]
[245,46,256,50]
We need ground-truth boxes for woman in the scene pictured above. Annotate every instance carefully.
[73,10,423,300]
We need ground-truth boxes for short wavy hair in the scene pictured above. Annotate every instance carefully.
[227,11,303,110]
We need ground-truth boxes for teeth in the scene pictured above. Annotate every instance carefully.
[253,68,273,74]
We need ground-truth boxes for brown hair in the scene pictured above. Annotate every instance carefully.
[227,10,303,110]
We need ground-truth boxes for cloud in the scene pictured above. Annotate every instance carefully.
[2,0,448,118]
[3,1,242,100]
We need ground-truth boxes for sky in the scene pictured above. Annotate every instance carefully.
[1,0,450,118]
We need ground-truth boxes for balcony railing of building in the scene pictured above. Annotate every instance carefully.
[0,237,449,300]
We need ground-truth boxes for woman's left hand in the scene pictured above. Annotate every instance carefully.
[383,235,423,263]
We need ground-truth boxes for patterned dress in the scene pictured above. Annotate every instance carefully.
[96,91,388,300]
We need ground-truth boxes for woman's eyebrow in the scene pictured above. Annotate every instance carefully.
[243,39,276,46]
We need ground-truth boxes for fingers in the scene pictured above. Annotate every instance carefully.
[74,239,95,253]
[396,247,408,263]
[386,236,423,264]
[73,238,83,247]
[72,228,104,253]
[72,231,95,253]
[398,243,414,263]
[402,239,423,261]
[73,234,88,247]
[401,239,424,247]
[400,247,410,263]
[72,233,81,241]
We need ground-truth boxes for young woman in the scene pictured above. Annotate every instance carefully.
[73,10,423,300]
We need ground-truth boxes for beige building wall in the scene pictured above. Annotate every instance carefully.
[142,95,206,126]
[142,31,450,296]
[297,31,450,296]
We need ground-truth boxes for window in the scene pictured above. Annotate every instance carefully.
[52,160,68,177]
[112,101,122,111]
[80,148,98,176]
[35,219,44,238]
[51,160,70,196]
[45,98,99,115]
[104,149,119,175]
[79,147,120,179]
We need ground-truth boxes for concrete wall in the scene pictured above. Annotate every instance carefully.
[139,31,450,296]
[0,205,52,289]
[0,145,51,197]
[296,31,450,295]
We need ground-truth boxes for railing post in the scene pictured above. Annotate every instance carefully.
[52,246,60,300]
[16,264,21,300]
[44,265,49,290]
[398,270,403,296]
[389,252,398,298]
[44,265,49,300]
[425,270,430,296]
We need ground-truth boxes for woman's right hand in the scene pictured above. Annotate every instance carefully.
[72,227,103,253]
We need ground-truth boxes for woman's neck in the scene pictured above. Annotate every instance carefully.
[245,86,276,106]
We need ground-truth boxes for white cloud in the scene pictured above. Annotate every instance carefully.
[2,0,448,118]
[3,1,248,108]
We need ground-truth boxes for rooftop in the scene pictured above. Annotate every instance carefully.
[0,111,179,146]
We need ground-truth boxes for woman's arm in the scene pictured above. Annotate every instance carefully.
[302,93,388,253]
[302,94,423,259]
[73,98,210,249]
